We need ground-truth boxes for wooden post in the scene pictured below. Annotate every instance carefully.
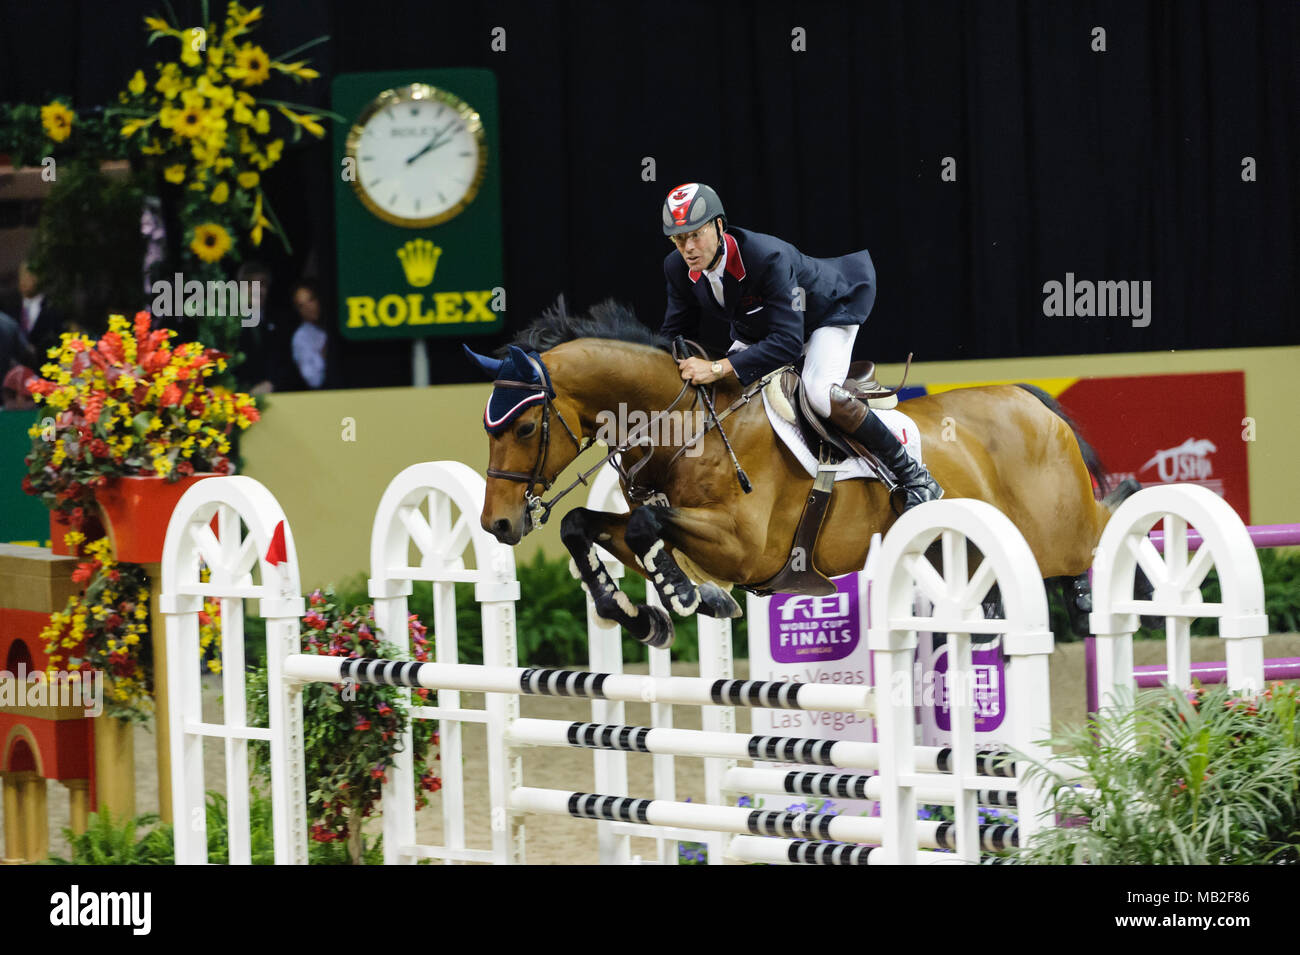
[1,773,23,862]
[93,716,135,821]
[65,778,90,835]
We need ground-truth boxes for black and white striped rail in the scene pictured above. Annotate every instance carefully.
[508,718,1016,776]
[723,767,1019,808]
[282,655,874,713]
[727,837,977,866]
[510,788,1020,851]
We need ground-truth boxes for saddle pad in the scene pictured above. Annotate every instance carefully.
[761,389,923,482]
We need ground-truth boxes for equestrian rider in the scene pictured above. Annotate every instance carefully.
[658,182,942,511]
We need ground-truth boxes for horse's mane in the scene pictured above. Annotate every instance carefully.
[504,296,672,355]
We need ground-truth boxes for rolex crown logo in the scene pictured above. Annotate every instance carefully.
[397,239,442,288]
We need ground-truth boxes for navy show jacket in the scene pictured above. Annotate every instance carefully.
[660,226,876,385]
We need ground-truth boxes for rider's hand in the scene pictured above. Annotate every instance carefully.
[677,356,732,385]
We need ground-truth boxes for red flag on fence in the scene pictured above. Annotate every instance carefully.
[265,520,288,566]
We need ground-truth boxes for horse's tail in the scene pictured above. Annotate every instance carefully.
[1015,383,1111,496]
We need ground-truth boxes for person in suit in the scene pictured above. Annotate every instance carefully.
[659,182,940,511]
[17,260,65,365]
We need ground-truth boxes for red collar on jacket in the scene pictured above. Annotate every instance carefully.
[687,231,746,284]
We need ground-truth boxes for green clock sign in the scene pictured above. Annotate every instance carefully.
[332,69,504,340]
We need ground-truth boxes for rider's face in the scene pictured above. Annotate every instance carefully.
[671,221,721,271]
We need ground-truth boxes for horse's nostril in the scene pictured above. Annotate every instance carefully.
[491,519,512,538]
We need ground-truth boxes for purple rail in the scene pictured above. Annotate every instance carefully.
[1133,659,1300,687]
[1146,523,1300,553]
[1085,524,1300,713]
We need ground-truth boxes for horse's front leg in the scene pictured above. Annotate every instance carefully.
[559,506,675,649]
[623,505,744,620]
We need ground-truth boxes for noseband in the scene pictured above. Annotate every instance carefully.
[485,376,591,524]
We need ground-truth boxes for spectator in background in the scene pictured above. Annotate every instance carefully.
[0,296,26,376]
[17,260,65,365]
[2,364,37,410]
[235,260,284,395]
[290,279,328,389]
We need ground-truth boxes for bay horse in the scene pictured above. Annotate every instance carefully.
[469,302,1115,648]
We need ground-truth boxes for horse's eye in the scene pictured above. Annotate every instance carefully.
[516,421,537,438]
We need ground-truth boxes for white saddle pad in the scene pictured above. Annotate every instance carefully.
[761,389,924,482]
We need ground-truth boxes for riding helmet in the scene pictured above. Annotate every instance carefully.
[662,182,726,235]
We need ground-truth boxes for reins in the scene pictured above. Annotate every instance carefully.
[486,342,783,527]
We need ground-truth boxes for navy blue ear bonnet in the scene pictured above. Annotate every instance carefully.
[463,344,555,436]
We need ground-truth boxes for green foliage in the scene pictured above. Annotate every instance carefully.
[47,808,174,865]
[247,589,439,864]
[0,101,125,169]
[28,160,146,325]
[1013,682,1300,864]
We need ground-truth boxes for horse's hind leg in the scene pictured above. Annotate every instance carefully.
[559,507,675,649]
[624,505,743,620]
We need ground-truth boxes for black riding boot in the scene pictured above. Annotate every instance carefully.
[828,385,943,512]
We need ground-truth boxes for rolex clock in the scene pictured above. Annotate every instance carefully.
[333,70,503,341]
[345,83,488,228]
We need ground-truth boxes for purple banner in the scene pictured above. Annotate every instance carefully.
[928,637,1007,733]
[768,575,860,664]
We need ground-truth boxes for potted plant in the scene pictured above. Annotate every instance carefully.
[23,310,260,562]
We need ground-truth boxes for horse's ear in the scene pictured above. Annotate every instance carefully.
[505,345,534,377]
[463,345,503,379]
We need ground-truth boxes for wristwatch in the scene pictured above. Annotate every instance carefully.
[711,361,723,375]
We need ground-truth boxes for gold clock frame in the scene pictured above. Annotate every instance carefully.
[344,83,489,228]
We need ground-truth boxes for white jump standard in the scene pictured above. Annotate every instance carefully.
[164,458,1268,865]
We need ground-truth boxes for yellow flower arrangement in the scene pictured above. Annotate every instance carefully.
[115,2,333,261]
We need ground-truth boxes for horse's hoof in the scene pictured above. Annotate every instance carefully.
[636,606,675,650]
[697,582,743,619]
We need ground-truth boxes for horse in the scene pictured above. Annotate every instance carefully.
[468,302,1119,649]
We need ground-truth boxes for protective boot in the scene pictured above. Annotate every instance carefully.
[828,384,943,512]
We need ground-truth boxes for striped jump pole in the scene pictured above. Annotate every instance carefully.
[726,836,971,866]
[510,788,1020,852]
[507,718,1016,776]
[281,655,875,714]
[722,767,1019,809]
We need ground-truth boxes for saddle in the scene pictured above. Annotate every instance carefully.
[748,356,913,599]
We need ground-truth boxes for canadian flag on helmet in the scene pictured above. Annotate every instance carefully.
[668,183,700,225]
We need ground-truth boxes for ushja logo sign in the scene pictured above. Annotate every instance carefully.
[1141,438,1217,482]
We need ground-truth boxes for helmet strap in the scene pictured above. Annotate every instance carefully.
[702,218,725,272]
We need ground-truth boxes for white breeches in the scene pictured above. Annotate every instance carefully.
[800,324,859,419]
[728,323,859,420]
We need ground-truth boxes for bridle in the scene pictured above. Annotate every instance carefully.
[485,342,775,531]
[484,374,592,526]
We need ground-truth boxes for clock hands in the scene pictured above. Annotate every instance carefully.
[405,119,460,165]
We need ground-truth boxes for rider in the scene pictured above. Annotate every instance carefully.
[659,182,942,511]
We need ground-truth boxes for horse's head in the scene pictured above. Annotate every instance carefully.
[465,343,587,544]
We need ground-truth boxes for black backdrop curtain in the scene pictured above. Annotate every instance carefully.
[2,0,1296,386]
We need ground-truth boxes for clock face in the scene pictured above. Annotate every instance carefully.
[345,84,488,228]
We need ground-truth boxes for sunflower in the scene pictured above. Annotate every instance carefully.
[228,43,270,86]
[190,223,232,263]
[41,102,75,143]
[172,103,208,139]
